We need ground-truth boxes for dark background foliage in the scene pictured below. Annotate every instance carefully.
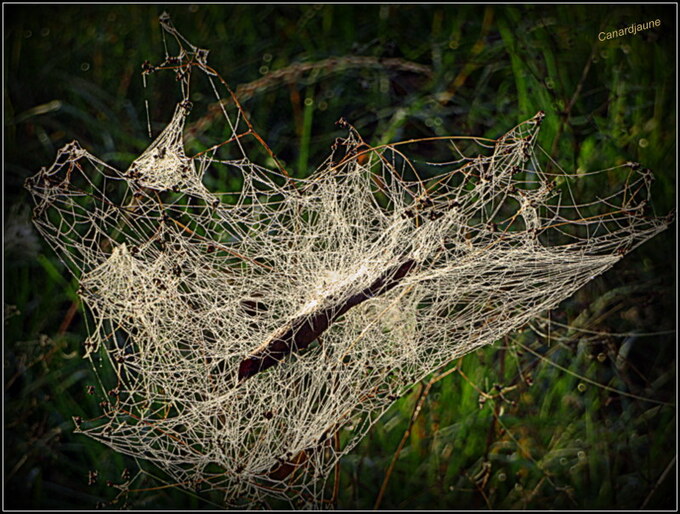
[4,4,676,509]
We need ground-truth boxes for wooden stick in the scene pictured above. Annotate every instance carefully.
[238,259,417,382]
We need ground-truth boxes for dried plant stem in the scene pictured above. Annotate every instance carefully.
[640,455,675,509]
[373,364,459,510]
[516,341,675,407]
[57,299,80,335]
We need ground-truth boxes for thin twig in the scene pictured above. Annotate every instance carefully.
[332,431,341,507]
[57,299,80,335]
[640,455,675,509]
[548,45,596,166]
[187,55,432,134]
[516,340,675,407]
[373,363,459,509]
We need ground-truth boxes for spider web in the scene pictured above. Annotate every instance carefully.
[25,13,671,508]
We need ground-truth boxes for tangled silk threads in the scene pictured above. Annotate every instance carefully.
[26,15,670,508]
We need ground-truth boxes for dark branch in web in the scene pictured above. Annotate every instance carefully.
[238,259,417,382]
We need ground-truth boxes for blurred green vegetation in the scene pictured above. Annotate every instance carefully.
[4,4,675,510]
